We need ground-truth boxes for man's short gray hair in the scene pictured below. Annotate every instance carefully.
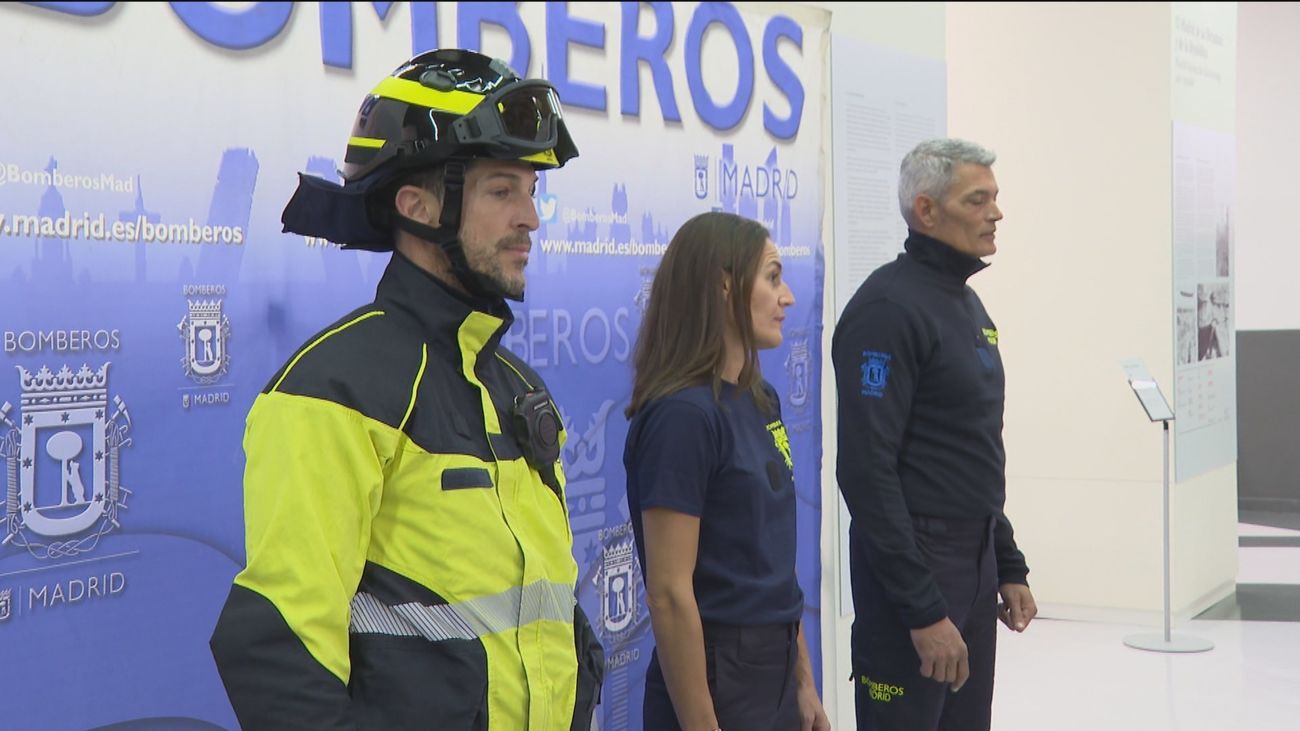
[898,138,996,228]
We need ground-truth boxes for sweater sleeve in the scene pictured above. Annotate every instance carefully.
[832,297,947,629]
[993,512,1030,586]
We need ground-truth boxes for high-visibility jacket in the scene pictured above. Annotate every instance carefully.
[210,251,603,730]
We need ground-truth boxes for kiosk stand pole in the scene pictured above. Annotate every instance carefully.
[1122,420,1214,653]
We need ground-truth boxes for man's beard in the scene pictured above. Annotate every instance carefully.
[466,232,530,299]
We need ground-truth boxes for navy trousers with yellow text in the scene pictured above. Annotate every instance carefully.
[852,515,999,731]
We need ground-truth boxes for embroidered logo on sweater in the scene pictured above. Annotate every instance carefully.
[860,351,892,398]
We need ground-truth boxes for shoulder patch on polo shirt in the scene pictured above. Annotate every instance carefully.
[860,350,892,399]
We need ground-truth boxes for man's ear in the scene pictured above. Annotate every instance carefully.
[394,184,442,227]
[913,194,938,228]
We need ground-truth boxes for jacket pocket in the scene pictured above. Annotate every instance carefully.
[350,634,488,731]
[441,467,494,490]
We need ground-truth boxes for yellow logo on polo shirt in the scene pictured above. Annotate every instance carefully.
[766,420,792,470]
[982,327,998,345]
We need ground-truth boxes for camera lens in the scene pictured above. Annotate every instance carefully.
[537,410,559,447]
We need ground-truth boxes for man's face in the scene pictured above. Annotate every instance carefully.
[921,163,1003,258]
[458,159,540,299]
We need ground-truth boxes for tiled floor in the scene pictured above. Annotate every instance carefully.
[989,515,1300,731]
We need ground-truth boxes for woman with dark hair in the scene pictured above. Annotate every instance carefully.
[624,211,830,731]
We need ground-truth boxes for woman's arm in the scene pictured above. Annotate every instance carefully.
[795,622,831,730]
[642,507,719,731]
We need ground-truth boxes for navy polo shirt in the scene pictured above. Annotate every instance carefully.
[624,381,804,626]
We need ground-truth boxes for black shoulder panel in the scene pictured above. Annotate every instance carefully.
[265,306,425,431]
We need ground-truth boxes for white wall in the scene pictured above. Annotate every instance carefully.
[810,3,1250,727]
[806,1,944,57]
[1236,2,1300,332]
[949,1,1238,620]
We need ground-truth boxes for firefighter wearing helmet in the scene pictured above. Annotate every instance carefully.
[211,49,603,731]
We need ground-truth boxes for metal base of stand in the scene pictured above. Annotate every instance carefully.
[1122,632,1214,653]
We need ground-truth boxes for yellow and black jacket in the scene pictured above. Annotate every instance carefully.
[210,252,603,730]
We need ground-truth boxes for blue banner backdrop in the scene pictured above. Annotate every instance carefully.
[0,3,828,729]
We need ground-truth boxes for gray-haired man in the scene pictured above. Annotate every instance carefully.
[832,138,1037,730]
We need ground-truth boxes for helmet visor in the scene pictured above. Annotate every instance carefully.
[498,85,563,144]
[454,79,569,156]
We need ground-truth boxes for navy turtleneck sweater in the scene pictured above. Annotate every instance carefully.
[832,231,1029,629]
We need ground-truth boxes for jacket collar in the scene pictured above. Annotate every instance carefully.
[903,230,990,286]
[374,250,515,349]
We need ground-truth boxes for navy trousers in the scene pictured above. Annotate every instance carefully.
[852,515,999,731]
[643,621,801,731]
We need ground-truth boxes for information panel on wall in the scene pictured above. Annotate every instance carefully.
[1170,1,1237,481]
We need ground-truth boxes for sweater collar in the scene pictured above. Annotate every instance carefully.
[903,230,990,284]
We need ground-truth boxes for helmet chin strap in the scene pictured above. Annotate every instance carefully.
[390,160,524,303]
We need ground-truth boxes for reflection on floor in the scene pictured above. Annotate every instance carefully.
[991,514,1300,731]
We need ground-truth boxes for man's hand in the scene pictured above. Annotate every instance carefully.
[909,617,969,691]
[998,583,1037,632]
[796,681,832,731]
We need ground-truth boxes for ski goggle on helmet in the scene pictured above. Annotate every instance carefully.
[342,48,579,184]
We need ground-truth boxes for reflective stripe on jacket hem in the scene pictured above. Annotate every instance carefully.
[350,580,576,641]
